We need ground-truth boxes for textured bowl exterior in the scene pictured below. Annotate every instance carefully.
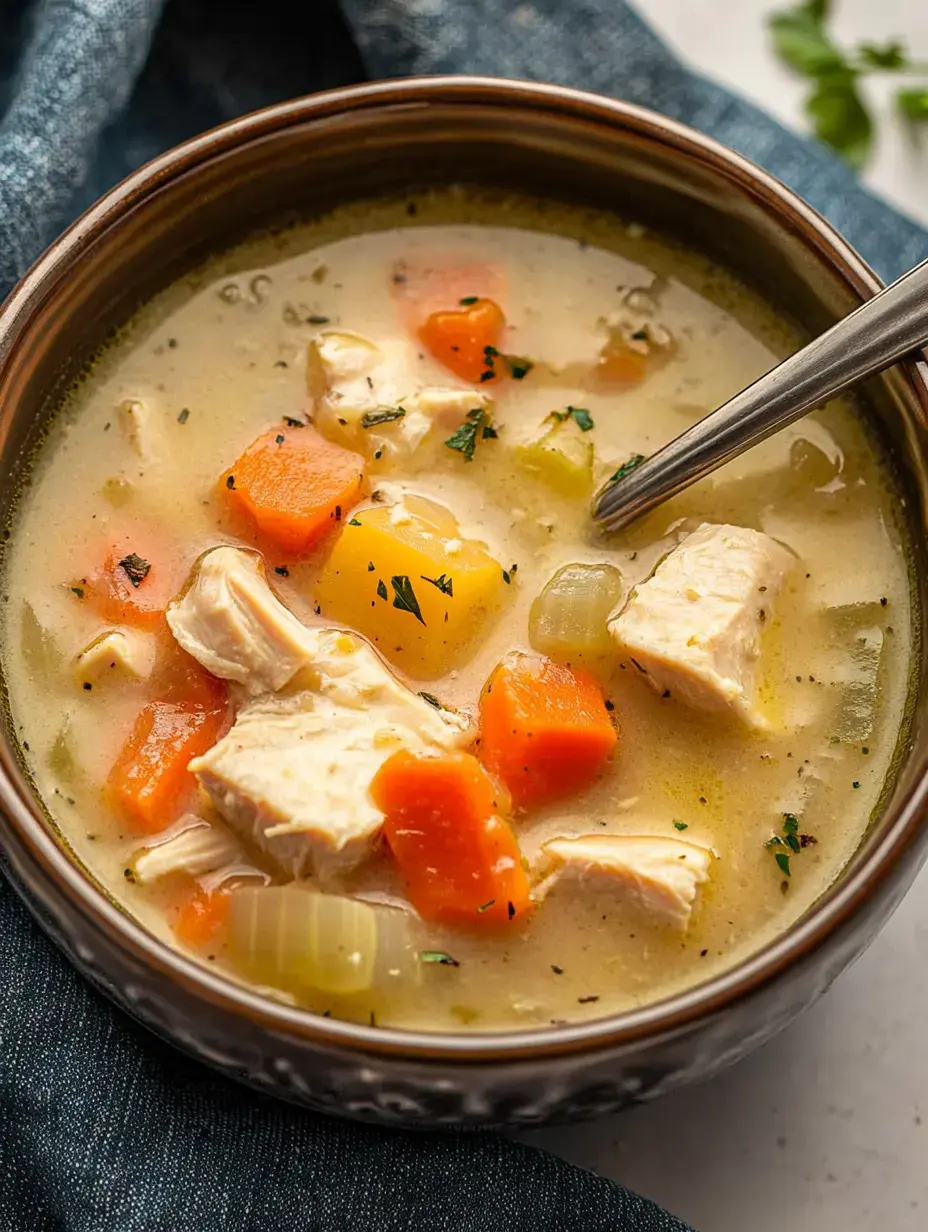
[0,78,927,1129]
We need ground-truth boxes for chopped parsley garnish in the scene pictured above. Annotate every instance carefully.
[444,407,497,462]
[420,950,459,966]
[117,553,151,588]
[766,812,816,878]
[502,565,518,585]
[376,579,388,601]
[552,406,595,431]
[348,517,362,527]
[391,575,425,625]
[477,899,496,913]
[577,995,600,1004]
[274,566,289,577]
[459,295,478,305]
[630,327,650,342]
[225,475,236,490]
[609,453,647,483]
[307,314,330,325]
[283,416,305,428]
[507,901,516,920]
[361,407,406,429]
[177,408,190,424]
[275,434,285,445]
[418,692,442,710]
[503,354,534,380]
[70,586,84,600]
[673,820,689,831]
[421,573,453,596]
[367,561,375,572]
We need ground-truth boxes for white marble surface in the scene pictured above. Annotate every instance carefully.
[522,2,928,1227]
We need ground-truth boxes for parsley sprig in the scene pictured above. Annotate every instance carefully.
[768,0,928,168]
[444,407,498,462]
[766,812,817,879]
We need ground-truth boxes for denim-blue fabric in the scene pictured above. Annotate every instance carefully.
[1,1,925,1228]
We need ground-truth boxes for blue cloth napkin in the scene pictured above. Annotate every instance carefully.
[0,2,925,1229]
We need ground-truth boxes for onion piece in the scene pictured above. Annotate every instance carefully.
[529,563,624,660]
[227,885,416,997]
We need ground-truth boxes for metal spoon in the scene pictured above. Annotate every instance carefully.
[594,257,928,533]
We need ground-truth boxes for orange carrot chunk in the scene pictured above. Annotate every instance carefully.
[418,297,505,384]
[107,666,229,834]
[371,750,531,926]
[80,542,180,631]
[223,425,365,554]
[478,651,618,810]
[174,886,230,949]
[593,340,649,388]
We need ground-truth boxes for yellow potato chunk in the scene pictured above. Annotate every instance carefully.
[515,416,594,499]
[313,496,505,679]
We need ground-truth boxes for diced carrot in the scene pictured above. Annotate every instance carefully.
[79,539,182,631]
[418,298,505,384]
[174,886,230,949]
[593,340,649,388]
[223,425,365,554]
[371,750,531,926]
[478,651,618,810]
[107,665,229,834]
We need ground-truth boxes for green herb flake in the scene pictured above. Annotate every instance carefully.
[673,820,689,831]
[568,406,594,431]
[775,851,792,878]
[421,573,454,596]
[459,296,479,306]
[418,692,442,710]
[503,354,534,380]
[361,407,406,429]
[70,586,85,600]
[852,780,861,789]
[275,433,285,445]
[226,475,236,490]
[177,408,190,424]
[367,561,376,572]
[348,517,362,527]
[420,950,460,967]
[783,814,799,835]
[117,553,151,588]
[609,453,647,483]
[282,416,305,428]
[391,575,425,625]
[274,566,290,578]
[477,899,496,913]
[444,407,497,462]
[376,579,388,601]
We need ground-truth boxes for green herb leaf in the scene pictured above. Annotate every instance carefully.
[421,573,454,596]
[418,691,443,710]
[785,833,802,853]
[70,586,85,599]
[898,88,928,121]
[858,40,907,70]
[459,296,478,305]
[117,553,151,588]
[177,408,190,424]
[673,820,689,831]
[768,3,843,77]
[283,416,305,428]
[360,407,406,429]
[805,69,872,169]
[775,851,792,877]
[444,407,496,461]
[367,561,375,572]
[348,517,362,526]
[376,579,388,601]
[477,899,496,913]
[274,566,290,578]
[783,813,799,835]
[568,406,595,431]
[503,354,534,380]
[609,453,647,483]
[420,950,460,966]
[391,575,425,625]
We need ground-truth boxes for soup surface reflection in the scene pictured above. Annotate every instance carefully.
[2,191,911,1031]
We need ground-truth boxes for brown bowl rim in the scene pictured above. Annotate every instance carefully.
[2,75,927,1064]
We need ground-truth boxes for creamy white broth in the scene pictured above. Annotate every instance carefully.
[1,190,912,1031]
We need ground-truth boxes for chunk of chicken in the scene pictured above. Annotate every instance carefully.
[610,523,792,727]
[307,330,490,458]
[166,547,318,695]
[129,815,246,884]
[537,834,712,928]
[73,627,155,687]
[190,630,473,878]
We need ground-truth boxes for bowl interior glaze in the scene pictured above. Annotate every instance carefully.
[0,78,927,1071]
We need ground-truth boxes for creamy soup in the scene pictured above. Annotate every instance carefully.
[2,190,911,1032]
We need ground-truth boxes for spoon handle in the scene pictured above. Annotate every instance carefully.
[595,257,928,532]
